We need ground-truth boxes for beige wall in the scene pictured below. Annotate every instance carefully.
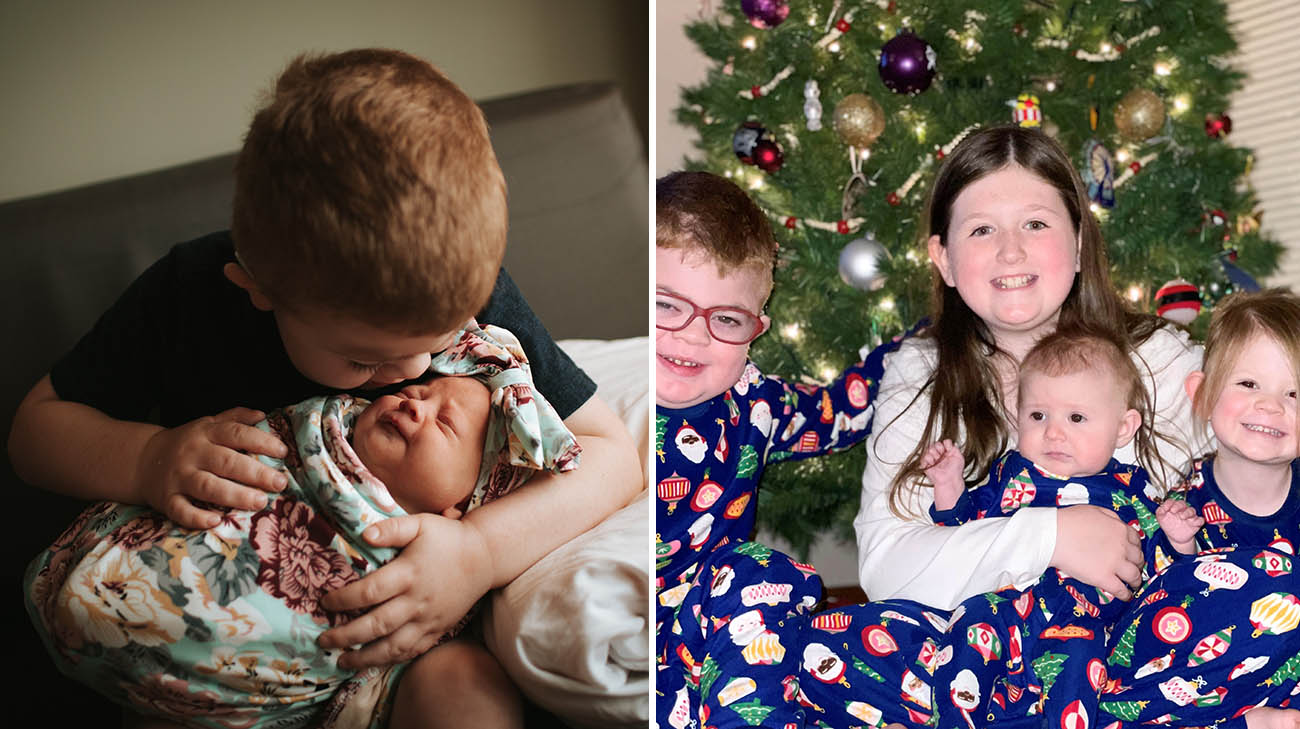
[654,0,709,177]
[0,0,647,202]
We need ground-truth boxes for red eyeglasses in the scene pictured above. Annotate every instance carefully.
[655,291,765,345]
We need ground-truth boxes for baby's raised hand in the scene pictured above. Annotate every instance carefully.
[922,439,965,511]
[135,407,288,528]
[1155,499,1204,555]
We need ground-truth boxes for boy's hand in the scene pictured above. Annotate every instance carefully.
[317,512,491,669]
[135,407,288,528]
[1052,505,1144,601]
[1155,499,1204,555]
[921,439,965,511]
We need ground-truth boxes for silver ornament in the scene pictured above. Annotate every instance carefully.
[804,80,823,131]
[839,235,887,290]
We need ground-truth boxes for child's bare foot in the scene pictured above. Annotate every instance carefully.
[1245,706,1300,729]
[922,439,965,512]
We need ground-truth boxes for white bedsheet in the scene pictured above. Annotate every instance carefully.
[482,337,649,728]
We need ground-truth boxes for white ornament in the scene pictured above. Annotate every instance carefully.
[803,80,823,131]
[839,234,887,290]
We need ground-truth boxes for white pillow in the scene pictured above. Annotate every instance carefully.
[483,337,649,728]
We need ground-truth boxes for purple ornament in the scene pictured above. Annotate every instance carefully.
[878,31,937,95]
[741,0,789,29]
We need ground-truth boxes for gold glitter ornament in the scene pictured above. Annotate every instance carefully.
[1114,88,1166,141]
[832,93,886,148]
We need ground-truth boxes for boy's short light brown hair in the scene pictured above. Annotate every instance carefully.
[1019,327,1145,415]
[656,171,778,299]
[232,48,506,334]
[1193,288,1300,422]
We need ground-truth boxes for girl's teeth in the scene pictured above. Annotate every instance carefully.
[664,356,699,367]
[994,275,1034,289]
[1244,423,1282,436]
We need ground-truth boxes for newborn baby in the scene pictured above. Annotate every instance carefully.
[24,322,580,729]
[352,375,493,519]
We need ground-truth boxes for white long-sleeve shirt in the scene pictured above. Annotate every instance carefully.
[853,325,1210,609]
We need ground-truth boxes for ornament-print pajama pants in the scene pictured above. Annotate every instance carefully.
[929,574,1115,729]
[657,540,824,729]
[1097,545,1300,727]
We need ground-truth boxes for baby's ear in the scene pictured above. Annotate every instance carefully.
[438,504,464,520]
[1115,408,1142,448]
[223,262,274,312]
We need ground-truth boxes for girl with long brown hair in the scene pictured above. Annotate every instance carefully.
[852,125,1210,609]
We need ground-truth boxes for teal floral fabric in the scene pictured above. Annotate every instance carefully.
[23,320,579,728]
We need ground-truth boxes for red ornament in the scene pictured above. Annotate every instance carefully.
[835,18,851,33]
[1153,605,1192,644]
[935,148,945,160]
[886,0,896,12]
[1208,209,1228,227]
[784,217,798,229]
[1205,113,1233,139]
[1129,161,1141,173]
[836,220,850,234]
[751,85,763,98]
[753,139,784,173]
[886,192,900,206]
[1115,43,1127,53]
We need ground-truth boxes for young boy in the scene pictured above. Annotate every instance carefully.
[8,49,640,728]
[655,171,890,729]
[25,322,583,729]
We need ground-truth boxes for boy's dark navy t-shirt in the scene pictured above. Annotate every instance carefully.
[49,231,595,427]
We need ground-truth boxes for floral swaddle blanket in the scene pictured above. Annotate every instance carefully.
[23,321,580,729]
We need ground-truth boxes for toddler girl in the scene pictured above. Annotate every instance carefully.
[1101,290,1300,728]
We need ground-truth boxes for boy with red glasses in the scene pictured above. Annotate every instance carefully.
[655,171,895,729]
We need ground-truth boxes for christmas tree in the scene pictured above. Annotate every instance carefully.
[674,0,1281,553]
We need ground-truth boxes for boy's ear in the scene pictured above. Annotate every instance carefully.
[758,314,772,338]
[927,235,954,286]
[223,262,274,312]
[1115,408,1142,448]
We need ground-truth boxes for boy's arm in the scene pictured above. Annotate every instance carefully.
[9,375,289,527]
[317,392,640,669]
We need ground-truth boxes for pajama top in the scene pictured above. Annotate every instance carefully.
[1172,455,1300,555]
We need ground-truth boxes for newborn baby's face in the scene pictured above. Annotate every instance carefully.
[352,376,491,516]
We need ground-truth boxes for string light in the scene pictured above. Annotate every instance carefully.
[742,36,757,50]
[828,40,841,53]
[879,297,896,311]
[1173,95,1190,113]
[820,365,837,382]
[782,323,802,340]
[1115,148,1131,163]
[1045,80,1057,92]
[1099,42,1113,54]
[1127,285,1144,303]
[1154,61,1172,76]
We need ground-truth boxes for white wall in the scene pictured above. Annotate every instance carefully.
[0,0,647,202]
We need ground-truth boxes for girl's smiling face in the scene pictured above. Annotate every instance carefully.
[928,164,1080,356]
[1195,333,1300,468]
